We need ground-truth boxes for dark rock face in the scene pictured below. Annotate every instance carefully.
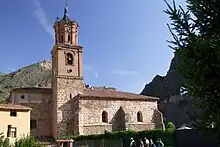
[141,55,182,99]
[141,55,200,127]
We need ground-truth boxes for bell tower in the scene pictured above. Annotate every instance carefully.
[51,5,84,138]
[52,5,83,78]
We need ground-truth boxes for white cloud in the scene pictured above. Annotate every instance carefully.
[94,72,98,77]
[84,65,99,78]
[33,0,54,38]
[112,69,140,76]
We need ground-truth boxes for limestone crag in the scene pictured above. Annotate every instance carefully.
[0,60,52,102]
[141,55,200,127]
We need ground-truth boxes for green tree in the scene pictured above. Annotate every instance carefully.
[14,135,44,147]
[0,132,10,147]
[164,0,220,133]
[166,122,176,131]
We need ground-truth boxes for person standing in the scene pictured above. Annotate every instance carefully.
[144,137,149,147]
[156,138,164,147]
[149,139,156,147]
[130,137,136,147]
[140,138,144,147]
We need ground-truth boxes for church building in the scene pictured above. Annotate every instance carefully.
[9,5,164,139]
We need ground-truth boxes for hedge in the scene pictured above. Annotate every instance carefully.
[58,129,175,146]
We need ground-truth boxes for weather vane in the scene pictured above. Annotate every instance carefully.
[65,0,68,6]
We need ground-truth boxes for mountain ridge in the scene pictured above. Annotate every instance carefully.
[141,55,200,127]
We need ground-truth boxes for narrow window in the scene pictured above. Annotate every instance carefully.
[7,125,16,138]
[70,93,72,99]
[21,95,24,99]
[10,110,17,117]
[102,111,108,123]
[68,35,70,42]
[137,111,143,122]
[30,120,37,129]
[66,53,74,65]
[7,125,11,137]
[60,35,64,43]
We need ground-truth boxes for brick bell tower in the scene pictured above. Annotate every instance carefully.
[51,5,84,138]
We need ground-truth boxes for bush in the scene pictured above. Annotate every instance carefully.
[58,129,175,146]
[14,135,44,147]
[0,132,10,147]
[166,122,176,131]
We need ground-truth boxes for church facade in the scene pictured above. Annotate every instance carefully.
[9,6,164,139]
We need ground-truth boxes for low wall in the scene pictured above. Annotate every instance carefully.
[174,129,218,147]
[81,123,162,135]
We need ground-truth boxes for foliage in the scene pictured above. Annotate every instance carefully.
[164,0,220,134]
[14,135,44,147]
[166,122,176,131]
[0,132,10,147]
[58,129,175,146]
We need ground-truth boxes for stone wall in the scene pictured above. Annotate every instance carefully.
[82,124,113,135]
[79,98,163,135]
[54,77,83,137]
[128,123,155,131]
[11,90,53,137]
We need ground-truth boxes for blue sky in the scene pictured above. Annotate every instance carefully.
[0,0,185,93]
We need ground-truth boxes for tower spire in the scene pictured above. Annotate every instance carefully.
[62,0,70,21]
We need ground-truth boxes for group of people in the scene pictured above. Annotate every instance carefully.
[129,137,164,147]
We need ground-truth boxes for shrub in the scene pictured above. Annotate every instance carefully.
[0,132,10,147]
[166,122,176,131]
[58,129,175,146]
[14,135,44,147]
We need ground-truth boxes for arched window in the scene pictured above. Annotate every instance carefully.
[137,111,143,122]
[66,53,74,65]
[60,35,64,43]
[68,34,71,43]
[102,111,108,123]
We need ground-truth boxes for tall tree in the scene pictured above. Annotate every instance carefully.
[164,0,220,132]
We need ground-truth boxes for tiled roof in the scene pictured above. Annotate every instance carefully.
[79,88,159,101]
[0,104,32,111]
[12,87,52,93]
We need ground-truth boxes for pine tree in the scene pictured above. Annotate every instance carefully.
[164,0,220,133]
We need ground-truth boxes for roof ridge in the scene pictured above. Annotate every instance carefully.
[82,88,159,100]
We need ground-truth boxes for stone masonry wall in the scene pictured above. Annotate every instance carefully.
[82,124,113,135]
[129,123,155,132]
[79,98,163,135]
[55,77,83,137]
[12,91,53,137]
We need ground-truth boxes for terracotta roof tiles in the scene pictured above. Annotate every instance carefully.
[0,104,32,111]
[12,87,52,93]
[79,88,159,101]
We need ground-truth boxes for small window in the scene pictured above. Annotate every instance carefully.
[60,35,64,43]
[21,95,24,99]
[10,111,17,117]
[137,111,143,122]
[68,34,71,43]
[30,120,37,129]
[7,125,16,138]
[66,53,74,65]
[70,93,72,99]
[102,111,108,123]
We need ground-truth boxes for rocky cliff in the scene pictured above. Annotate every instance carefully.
[141,55,200,127]
[0,60,52,102]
